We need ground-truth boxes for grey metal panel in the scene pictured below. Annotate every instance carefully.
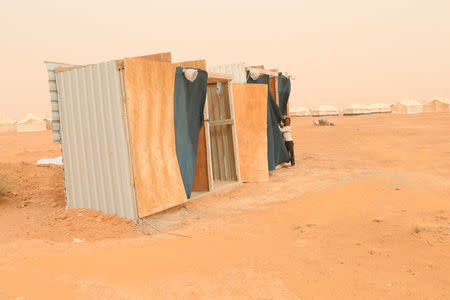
[207,63,247,83]
[45,61,77,144]
[56,61,137,221]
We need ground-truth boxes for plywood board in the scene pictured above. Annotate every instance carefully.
[174,60,207,70]
[232,83,269,182]
[133,52,172,62]
[175,59,209,191]
[269,77,277,102]
[124,58,187,218]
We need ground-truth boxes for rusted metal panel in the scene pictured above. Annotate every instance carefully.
[55,61,137,220]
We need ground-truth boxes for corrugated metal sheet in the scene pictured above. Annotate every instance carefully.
[56,61,137,220]
[45,61,78,144]
[207,63,247,83]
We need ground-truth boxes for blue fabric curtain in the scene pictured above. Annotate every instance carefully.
[174,67,208,198]
[278,73,291,116]
[247,72,290,171]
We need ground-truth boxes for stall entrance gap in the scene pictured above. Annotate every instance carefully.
[190,72,241,199]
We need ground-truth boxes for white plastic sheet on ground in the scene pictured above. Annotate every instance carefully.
[37,156,63,165]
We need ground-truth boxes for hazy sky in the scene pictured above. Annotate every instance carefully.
[1,0,449,119]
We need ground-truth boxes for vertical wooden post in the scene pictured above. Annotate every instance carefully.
[203,95,214,191]
[227,80,241,183]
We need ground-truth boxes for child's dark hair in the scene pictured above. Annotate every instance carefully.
[284,117,291,122]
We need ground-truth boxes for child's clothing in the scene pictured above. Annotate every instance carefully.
[279,125,295,166]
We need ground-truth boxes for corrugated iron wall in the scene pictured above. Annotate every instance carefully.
[45,61,78,144]
[207,63,247,83]
[55,61,137,220]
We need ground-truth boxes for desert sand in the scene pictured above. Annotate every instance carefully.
[0,113,449,299]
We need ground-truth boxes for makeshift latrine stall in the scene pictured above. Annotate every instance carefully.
[16,114,47,132]
[392,100,423,114]
[48,54,244,221]
[0,116,16,133]
[423,99,450,113]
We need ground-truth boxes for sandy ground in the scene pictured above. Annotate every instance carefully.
[0,113,449,299]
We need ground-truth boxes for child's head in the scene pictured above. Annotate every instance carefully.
[284,117,291,126]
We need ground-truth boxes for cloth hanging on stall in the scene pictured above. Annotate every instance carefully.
[278,73,291,116]
[174,67,208,198]
[247,72,289,171]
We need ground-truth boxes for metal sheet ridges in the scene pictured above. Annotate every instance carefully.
[56,61,136,220]
[45,61,77,144]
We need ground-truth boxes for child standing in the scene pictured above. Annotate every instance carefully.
[279,117,295,166]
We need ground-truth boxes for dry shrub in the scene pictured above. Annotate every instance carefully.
[0,174,9,197]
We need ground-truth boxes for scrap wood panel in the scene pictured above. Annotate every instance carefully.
[124,58,187,218]
[233,83,269,182]
[132,52,172,63]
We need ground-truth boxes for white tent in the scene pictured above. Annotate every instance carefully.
[0,116,16,133]
[290,107,311,117]
[392,100,423,114]
[343,104,370,115]
[423,99,450,113]
[311,105,339,117]
[367,103,392,114]
[16,114,47,132]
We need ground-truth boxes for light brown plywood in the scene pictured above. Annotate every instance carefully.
[133,52,172,62]
[233,83,269,183]
[124,58,187,218]
[192,124,209,191]
[174,60,207,70]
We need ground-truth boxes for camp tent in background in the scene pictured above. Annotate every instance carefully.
[16,114,47,132]
[392,100,423,114]
[291,107,311,117]
[368,103,392,114]
[311,106,339,117]
[423,99,450,113]
[0,116,16,133]
[343,104,370,116]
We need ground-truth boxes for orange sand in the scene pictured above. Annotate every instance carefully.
[0,113,449,299]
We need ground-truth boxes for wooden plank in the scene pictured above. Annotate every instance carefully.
[203,96,214,191]
[232,83,269,183]
[269,77,277,103]
[207,87,220,181]
[227,82,241,182]
[207,72,233,83]
[123,58,187,218]
[192,124,209,191]
[174,60,207,70]
[133,52,172,63]
[210,119,234,126]
[219,84,232,180]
